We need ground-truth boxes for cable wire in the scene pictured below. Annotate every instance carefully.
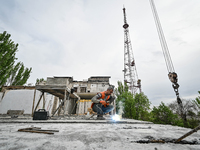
[149,0,175,73]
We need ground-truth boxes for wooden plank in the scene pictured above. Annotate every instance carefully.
[175,124,200,143]
[18,127,58,134]
[19,127,59,132]
[32,87,37,117]
[32,129,59,132]
[52,99,64,117]
[43,93,45,109]
[34,92,44,112]
[18,129,54,134]
[63,90,67,114]
[18,127,41,131]
[51,96,59,115]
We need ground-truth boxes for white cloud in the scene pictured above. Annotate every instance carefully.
[0,0,199,106]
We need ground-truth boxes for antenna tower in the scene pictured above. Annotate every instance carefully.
[123,7,141,94]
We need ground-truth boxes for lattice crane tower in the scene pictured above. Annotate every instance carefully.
[123,7,141,94]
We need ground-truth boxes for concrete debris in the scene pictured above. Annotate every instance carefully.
[137,136,200,145]
[137,138,200,145]
[122,126,151,129]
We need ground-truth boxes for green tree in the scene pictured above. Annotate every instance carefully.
[36,78,45,84]
[151,102,183,126]
[7,62,32,86]
[193,91,200,110]
[134,92,151,120]
[115,81,135,118]
[0,31,32,89]
[0,31,18,89]
[115,81,151,120]
[6,62,21,85]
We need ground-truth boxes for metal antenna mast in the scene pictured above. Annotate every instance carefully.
[123,7,141,94]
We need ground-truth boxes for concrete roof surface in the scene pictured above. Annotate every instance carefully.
[0,119,199,150]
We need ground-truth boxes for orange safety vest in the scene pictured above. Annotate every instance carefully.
[91,91,110,108]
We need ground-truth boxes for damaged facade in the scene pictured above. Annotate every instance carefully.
[0,76,115,117]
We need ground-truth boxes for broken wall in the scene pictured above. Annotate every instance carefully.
[0,89,55,115]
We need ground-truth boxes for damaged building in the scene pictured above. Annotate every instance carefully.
[0,76,115,117]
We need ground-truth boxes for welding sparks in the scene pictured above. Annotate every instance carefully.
[112,114,121,121]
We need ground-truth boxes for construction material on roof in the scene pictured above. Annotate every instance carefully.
[175,124,200,143]
[7,110,24,118]
[18,127,59,134]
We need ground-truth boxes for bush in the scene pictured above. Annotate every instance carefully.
[185,119,199,129]
[151,102,183,126]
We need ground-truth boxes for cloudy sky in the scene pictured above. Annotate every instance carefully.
[0,0,199,106]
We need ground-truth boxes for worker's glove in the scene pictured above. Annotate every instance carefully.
[105,101,110,107]
[100,100,106,105]
[100,101,107,107]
